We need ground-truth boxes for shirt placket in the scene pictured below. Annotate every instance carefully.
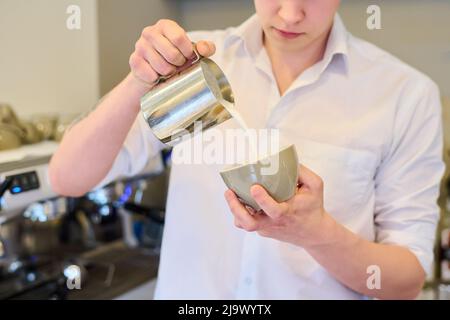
[235,232,260,299]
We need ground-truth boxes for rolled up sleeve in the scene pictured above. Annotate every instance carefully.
[374,80,445,276]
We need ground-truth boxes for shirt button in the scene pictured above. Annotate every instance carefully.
[244,277,252,286]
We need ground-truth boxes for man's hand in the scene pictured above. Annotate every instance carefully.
[224,164,335,249]
[129,19,216,90]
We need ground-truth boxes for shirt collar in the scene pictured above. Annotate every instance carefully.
[224,13,350,75]
[322,14,349,72]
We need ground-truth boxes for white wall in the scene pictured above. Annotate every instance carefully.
[178,0,254,31]
[0,0,99,117]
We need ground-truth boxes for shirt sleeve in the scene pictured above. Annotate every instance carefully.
[94,113,166,189]
[374,80,445,276]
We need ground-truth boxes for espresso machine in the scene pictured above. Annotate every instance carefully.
[0,141,169,299]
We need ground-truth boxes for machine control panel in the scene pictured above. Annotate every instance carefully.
[6,171,40,195]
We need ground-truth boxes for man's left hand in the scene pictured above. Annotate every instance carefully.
[224,164,334,248]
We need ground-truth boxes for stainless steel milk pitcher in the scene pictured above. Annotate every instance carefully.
[140,43,234,146]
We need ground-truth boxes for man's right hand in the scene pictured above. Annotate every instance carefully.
[129,19,216,90]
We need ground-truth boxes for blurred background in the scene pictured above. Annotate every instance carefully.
[0,0,449,300]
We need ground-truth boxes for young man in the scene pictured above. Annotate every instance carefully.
[49,0,444,299]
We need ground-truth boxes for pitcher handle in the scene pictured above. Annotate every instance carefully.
[153,42,202,86]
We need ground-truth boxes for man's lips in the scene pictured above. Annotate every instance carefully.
[273,27,304,39]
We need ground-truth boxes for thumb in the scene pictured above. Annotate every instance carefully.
[196,40,216,57]
[297,164,323,193]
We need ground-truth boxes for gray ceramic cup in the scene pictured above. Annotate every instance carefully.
[220,144,299,211]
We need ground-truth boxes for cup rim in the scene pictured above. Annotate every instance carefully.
[219,144,295,174]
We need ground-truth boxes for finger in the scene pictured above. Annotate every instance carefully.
[158,20,193,58]
[244,205,257,216]
[196,40,216,57]
[152,33,187,66]
[298,164,323,193]
[129,54,159,85]
[252,211,274,230]
[250,184,289,220]
[224,189,259,232]
[139,43,176,76]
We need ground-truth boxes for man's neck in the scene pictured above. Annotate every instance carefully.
[264,28,332,96]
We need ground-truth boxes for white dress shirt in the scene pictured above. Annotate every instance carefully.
[100,14,445,299]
